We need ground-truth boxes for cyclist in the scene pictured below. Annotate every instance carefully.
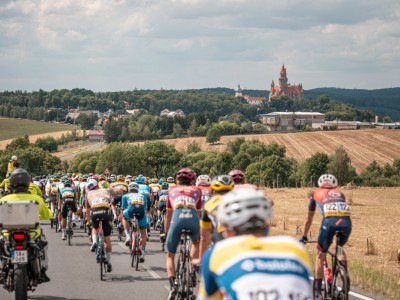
[166,176,176,187]
[195,174,212,204]
[156,182,169,244]
[135,175,152,237]
[121,182,148,262]
[60,179,78,240]
[85,178,116,272]
[198,188,312,300]
[165,168,202,300]
[98,174,110,189]
[228,169,258,189]
[198,175,234,260]
[0,168,53,282]
[299,174,352,298]
[110,174,129,227]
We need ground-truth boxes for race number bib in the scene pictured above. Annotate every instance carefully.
[129,194,144,206]
[323,202,351,217]
[159,195,168,202]
[91,197,110,208]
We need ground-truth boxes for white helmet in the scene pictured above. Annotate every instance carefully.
[318,174,338,188]
[196,174,211,187]
[11,155,17,161]
[218,188,272,231]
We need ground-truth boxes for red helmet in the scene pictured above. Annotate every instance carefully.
[228,169,245,183]
[177,168,196,181]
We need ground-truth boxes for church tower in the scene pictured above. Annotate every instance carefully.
[279,64,288,92]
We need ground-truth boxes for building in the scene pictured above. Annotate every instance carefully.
[87,130,105,142]
[259,111,325,132]
[160,109,185,117]
[235,85,266,106]
[269,65,304,101]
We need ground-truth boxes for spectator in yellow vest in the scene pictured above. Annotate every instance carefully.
[7,155,19,175]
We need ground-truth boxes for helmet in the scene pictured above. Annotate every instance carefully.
[228,169,245,184]
[11,155,17,161]
[196,174,211,187]
[151,178,158,184]
[61,175,69,183]
[210,175,234,192]
[158,179,164,185]
[9,168,31,189]
[82,174,89,181]
[176,168,196,182]
[126,175,133,180]
[33,176,40,181]
[218,188,272,231]
[116,174,125,182]
[167,177,174,183]
[135,175,145,184]
[64,180,72,187]
[125,178,132,184]
[318,174,338,188]
[128,182,139,193]
[53,176,60,182]
[87,179,98,190]
[161,182,169,190]
[110,174,116,179]
[99,174,106,181]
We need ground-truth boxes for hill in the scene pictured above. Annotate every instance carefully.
[131,129,400,173]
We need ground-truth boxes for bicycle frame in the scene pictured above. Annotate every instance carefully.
[66,209,73,246]
[176,230,195,300]
[130,216,142,270]
[96,220,108,281]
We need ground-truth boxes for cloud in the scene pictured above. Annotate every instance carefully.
[0,0,399,91]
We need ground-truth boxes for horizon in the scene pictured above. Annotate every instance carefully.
[1,1,399,92]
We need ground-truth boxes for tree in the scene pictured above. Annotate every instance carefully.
[301,152,330,186]
[327,145,354,185]
[206,126,221,144]
[76,113,96,130]
[6,136,31,152]
[186,141,201,154]
[34,137,58,152]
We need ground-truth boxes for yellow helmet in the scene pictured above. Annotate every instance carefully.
[210,175,234,192]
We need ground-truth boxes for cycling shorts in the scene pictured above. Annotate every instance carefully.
[158,201,167,212]
[61,198,77,218]
[91,208,112,237]
[317,217,352,253]
[166,208,200,254]
[123,204,147,230]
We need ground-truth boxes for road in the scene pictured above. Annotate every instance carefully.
[0,222,377,300]
[60,142,103,161]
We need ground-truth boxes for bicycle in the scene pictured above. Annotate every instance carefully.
[308,231,350,300]
[175,229,196,300]
[95,219,108,281]
[158,210,166,251]
[129,215,142,271]
[65,206,74,246]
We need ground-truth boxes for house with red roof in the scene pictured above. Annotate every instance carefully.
[88,130,105,142]
[235,85,266,106]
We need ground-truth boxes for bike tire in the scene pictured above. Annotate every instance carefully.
[50,218,54,229]
[135,235,140,271]
[14,265,28,300]
[130,231,135,268]
[67,227,72,246]
[332,265,349,300]
[99,241,104,281]
[185,253,192,300]
[176,253,183,299]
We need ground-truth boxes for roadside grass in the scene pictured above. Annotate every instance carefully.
[265,187,400,300]
[0,118,76,141]
[350,260,400,299]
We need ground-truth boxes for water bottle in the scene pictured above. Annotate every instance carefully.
[325,266,332,284]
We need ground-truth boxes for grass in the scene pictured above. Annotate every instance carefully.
[0,118,77,141]
[265,187,400,300]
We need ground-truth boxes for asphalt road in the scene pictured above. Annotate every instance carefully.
[60,142,104,161]
[0,221,377,300]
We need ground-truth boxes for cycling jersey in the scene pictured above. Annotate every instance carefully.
[86,188,113,209]
[198,186,212,203]
[309,188,352,252]
[149,183,161,196]
[200,194,224,243]
[59,186,77,218]
[198,235,313,300]
[157,189,168,212]
[166,185,202,253]
[110,181,128,195]
[138,183,152,211]
[121,192,148,229]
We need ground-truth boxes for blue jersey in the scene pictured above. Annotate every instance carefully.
[198,235,312,300]
[121,192,147,211]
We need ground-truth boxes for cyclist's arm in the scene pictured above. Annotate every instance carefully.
[302,197,316,238]
[200,211,212,259]
[198,249,221,300]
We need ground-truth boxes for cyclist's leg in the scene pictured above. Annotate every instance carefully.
[102,214,113,271]
[166,212,183,296]
[138,212,148,262]
[336,218,352,270]
[60,200,68,239]
[122,209,132,245]
[90,209,101,251]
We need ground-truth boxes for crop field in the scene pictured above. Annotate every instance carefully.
[0,118,78,149]
[132,128,400,172]
[267,186,400,299]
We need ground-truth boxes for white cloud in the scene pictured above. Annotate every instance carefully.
[0,0,399,91]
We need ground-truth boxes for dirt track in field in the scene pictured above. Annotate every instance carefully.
[132,129,400,172]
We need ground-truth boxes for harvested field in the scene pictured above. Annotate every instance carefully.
[132,129,400,172]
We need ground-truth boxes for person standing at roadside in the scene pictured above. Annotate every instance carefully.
[7,155,19,175]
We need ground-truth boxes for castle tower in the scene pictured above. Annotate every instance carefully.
[235,84,243,97]
[279,64,288,92]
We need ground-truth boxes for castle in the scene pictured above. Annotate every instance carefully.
[269,65,304,101]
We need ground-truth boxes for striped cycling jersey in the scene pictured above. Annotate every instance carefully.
[198,235,313,300]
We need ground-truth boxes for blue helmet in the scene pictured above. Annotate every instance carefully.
[135,175,145,184]
[158,179,164,185]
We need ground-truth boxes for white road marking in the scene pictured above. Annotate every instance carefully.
[142,264,162,279]
[309,276,374,300]
[164,285,170,291]
[118,242,129,250]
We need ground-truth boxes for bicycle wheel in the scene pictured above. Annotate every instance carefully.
[99,239,105,281]
[332,265,349,300]
[185,252,193,300]
[130,231,136,268]
[135,232,140,271]
[176,252,183,299]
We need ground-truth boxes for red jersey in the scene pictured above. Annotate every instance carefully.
[167,185,202,211]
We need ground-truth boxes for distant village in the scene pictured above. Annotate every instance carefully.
[63,65,399,142]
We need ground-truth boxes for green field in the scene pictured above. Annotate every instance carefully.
[0,118,78,141]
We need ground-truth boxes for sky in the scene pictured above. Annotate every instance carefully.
[0,0,399,92]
